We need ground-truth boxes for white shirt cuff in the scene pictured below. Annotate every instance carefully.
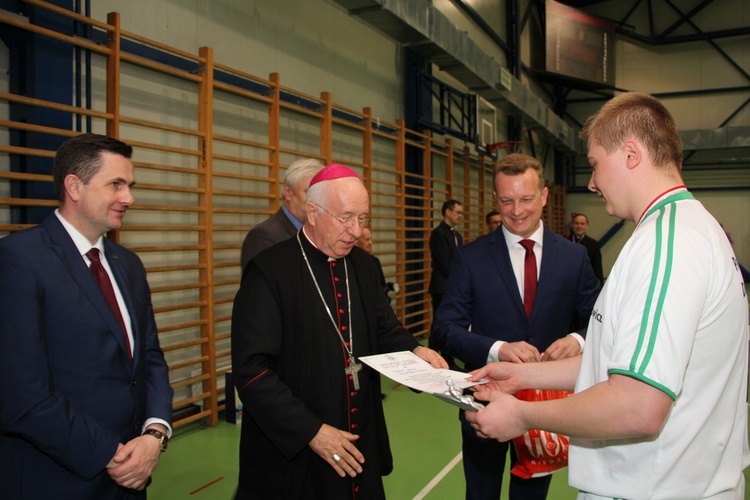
[568,332,585,353]
[143,418,173,438]
[488,340,506,363]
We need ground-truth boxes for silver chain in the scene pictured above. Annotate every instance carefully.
[297,231,354,360]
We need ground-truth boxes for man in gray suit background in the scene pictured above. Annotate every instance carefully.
[240,158,324,271]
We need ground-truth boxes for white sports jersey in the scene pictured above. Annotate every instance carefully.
[570,189,750,499]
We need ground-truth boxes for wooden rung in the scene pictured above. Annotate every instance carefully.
[0,197,57,207]
[167,355,210,371]
[150,282,205,294]
[173,410,212,428]
[171,373,210,390]
[153,301,207,314]
[161,337,208,352]
[158,319,209,334]
[173,392,211,409]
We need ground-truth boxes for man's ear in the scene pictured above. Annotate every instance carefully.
[623,140,641,170]
[305,201,317,226]
[282,183,292,202]
[64,174,82,202]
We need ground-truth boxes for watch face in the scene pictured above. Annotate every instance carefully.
[145,430,169,452]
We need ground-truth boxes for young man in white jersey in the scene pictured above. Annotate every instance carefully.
[465,92,750,499]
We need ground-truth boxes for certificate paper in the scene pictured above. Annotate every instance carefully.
[359,351,485,410]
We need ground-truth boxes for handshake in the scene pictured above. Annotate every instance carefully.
[384,281,400,296]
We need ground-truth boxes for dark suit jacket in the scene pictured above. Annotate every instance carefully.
[240,208,298,271]
[576,234,604,284]
[431,227,600,371]
[428,221,463,295]
[0,214,173,500]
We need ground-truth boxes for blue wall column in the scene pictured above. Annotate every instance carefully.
[1,0,74,223]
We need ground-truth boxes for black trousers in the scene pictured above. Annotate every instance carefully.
[461,412,552,500]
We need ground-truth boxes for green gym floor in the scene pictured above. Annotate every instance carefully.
[149,373,576,499]
[148,373,750,499]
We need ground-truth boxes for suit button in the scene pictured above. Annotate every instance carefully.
[131,380,137,386]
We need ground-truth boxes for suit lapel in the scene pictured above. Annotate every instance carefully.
[44,215,134,367]
[488,230,527,320]
[104,240,138,368]
[534,228,558,320]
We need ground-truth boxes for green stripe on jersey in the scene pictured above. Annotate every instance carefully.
[630,201,678,375]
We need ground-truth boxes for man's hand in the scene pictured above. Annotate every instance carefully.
[469,362,521,395]
[309,423,364,478]
[107,434,161,490]
[413,346,449,369]
[497,341,540,363]
[542,336,580,361]
[464,390,526,442]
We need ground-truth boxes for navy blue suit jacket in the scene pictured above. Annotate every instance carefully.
[0,214,173,499]
[432,227,600,371]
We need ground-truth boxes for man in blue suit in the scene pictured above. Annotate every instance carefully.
[432,153,600,500]
[0,134,173,499]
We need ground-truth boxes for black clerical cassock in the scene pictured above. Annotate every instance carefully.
[232,231,420,499]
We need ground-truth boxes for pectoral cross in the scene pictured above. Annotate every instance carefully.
[345,357,363,391]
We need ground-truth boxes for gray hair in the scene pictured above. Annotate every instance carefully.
[284,158,324,188]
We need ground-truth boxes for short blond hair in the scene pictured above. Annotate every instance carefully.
[580,92,682,171]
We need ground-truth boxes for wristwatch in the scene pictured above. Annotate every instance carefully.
[143,429,169,452]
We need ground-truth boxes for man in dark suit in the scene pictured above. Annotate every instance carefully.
[569,212,604,284]
[240,158,324,271]
[0,134,173,499]
[428,199,463,368]
[428,199,463,315]
[432,153,600,500]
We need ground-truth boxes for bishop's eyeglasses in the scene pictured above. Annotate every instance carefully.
[316,204,371,228]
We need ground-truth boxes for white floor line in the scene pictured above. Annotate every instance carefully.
[412,451,463,500]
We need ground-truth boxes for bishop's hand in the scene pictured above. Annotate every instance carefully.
[309,423,364,478]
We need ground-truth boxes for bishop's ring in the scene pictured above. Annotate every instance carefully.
[333,453,341,462]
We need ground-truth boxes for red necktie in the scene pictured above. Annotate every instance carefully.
[87,248,132,362]
[520,239,537,321]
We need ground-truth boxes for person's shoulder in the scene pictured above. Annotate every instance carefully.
[545,228,575,246]
[349,246,374,266]
[0,224,43,247]
[544,228,587,255]
[0,217,57,252]
[252,236,299,266]
[457,231,496,257]
[581,234,601,248]
[248,210,286,235]
[103,238,144,268]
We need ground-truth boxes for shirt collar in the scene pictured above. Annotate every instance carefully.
[55,209,104,257]
[636,185,689,226]
[281,205,304,231]
[502,219,545,248]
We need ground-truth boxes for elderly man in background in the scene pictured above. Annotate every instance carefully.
[240,158,324,270]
